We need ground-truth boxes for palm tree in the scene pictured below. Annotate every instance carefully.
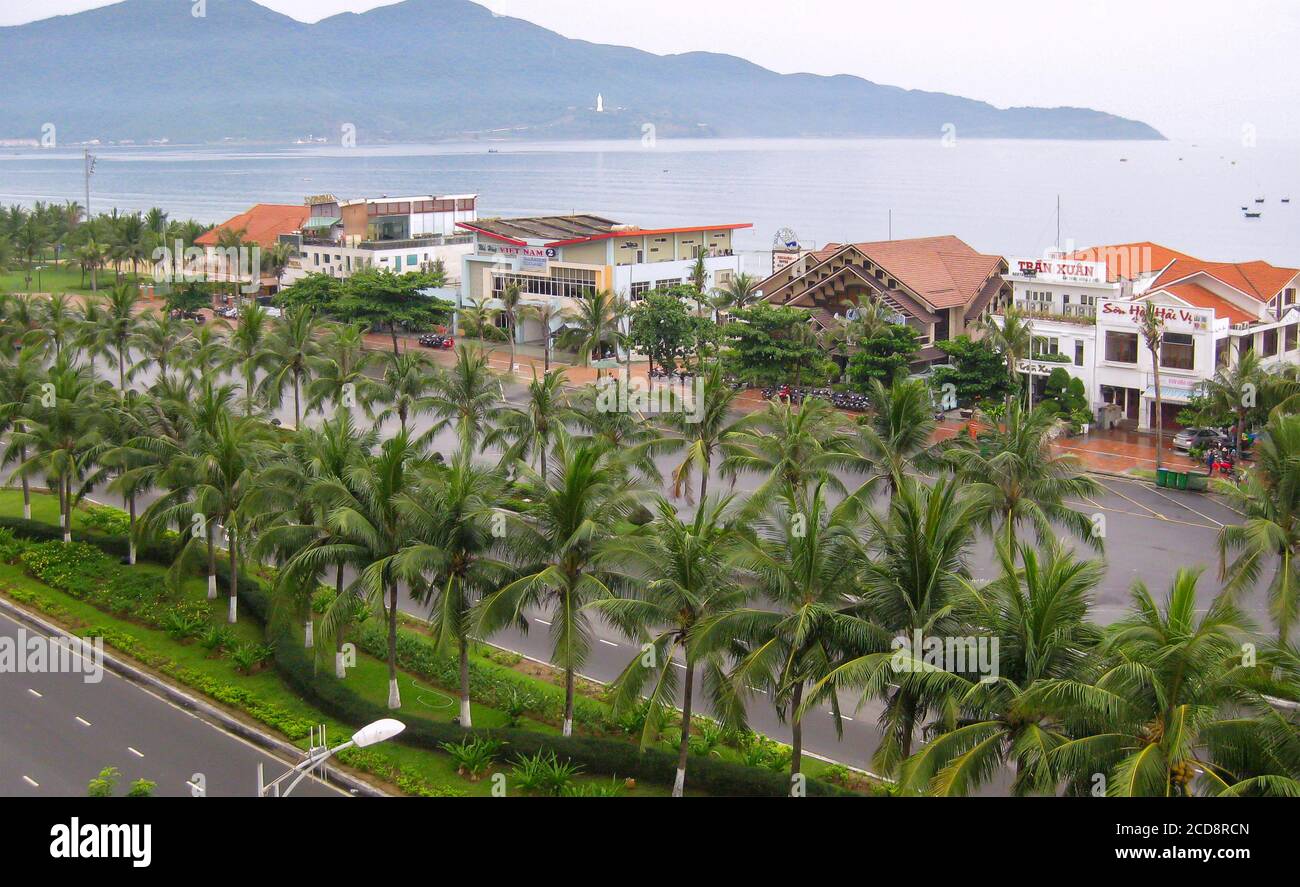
[104,283,143,393]
[129,311,195,386]
[698,482,873,784]
[948,400,1101,554]
[0,346,46,520]
[74,297,114,380]
[74,236,108,293]
[183,320,233,387]
[141,410,274,622]
[8,355,104,543]
[896,539,1104,795]
[555,289,622,377]
[292,431,429,708]
[373,351,440,437]
[307,322,377,417]
[261,242,293,291]
[497,282,527,376]
[426,344,503,453]
[1196,348,1265,455]
[395,449,512,726]
[720,396,868,510]
[28,292,82,361]
[114,213,149,282]
[1032,568,1300,796]
[814,475,980,773]
[593,495,750,796]
[496,368,570,477]
[519,299,568,372]
[566,385,665,485]
[982,302,1034,410]
[225,302,274,416]
[477,438,643,735]
[1139,302,1166,471]
[858,377,939,497]
[714,272,761,321]
[658,362,745,503]
[14,213,49,292]
[1217,410,1300,639]
[259,307,322,428]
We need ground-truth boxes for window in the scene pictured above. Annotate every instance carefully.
[1074,340,1084,366]
[1105,330,1138,363]
[1216,338,1231,367]
[1263,327,1279,357]
[1160,332,1195,370]
[1032,335,1059,357]
[630,281,650,301]
[655,279,678,290]
[492,266,599,300]
[1286,288,1296,306]
[1287,324,1298,351]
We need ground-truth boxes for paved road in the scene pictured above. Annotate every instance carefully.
[0,611,343,798]
[22,355,1275,782]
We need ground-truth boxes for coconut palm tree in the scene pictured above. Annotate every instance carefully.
[714,272,761,319]
[698,482,874,784]
[1217,410,1300,639]
[74,236,108,293]
[183,320,233,387]
[27,292,82,361]
[290,430,431,708]
[497,282,528,376]
[259,307,322,428]
[1032,568,1300,796]
[947,400,1102,554]
[477,437,643,735]
[555,288,623,377]
[373,350,441,437]
[658,362,745,503]
[129,311,195,387]
[0,346,46,520]
[982,302,1034,410]
[426,344,503,453]
[858,376,939,497]
[812,475,980,773]
[395,449,512,726]
[307,322,378,417]
[565,384,665,485]
[74,297,114,380]
[225,302,274,416]
[1138,302,1166,471]
[592,494,751,796]
[14,213,49,292]
[103,283,144,393]
[8,355,105,543]
[896,539,1104,795]
[496,368,570,477]
[518,299,568,372]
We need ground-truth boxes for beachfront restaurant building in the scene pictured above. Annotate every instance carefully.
[1002,242,1300,431]
[454,214,751,363]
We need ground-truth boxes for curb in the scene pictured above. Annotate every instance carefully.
[0,595,388,798]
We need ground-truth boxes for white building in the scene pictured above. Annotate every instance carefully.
[1003,242,1300,430]
[279,193,479,285]
[455,214,750,358]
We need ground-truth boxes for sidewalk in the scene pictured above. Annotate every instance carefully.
[933,419,1199,475]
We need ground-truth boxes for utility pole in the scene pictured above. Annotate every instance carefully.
[83,148,95,219]
[1056,194,1061,249]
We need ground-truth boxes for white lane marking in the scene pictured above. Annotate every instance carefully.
[22,775,39,788]
[27,688,42,698]
[75,716,91,727]
[127,746,144,758]
[671,662,687,670]
[534,618,551,626]
[597,639,618,647]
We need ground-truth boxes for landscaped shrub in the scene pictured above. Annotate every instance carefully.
[0,527,30,563]
[80,503,133,536]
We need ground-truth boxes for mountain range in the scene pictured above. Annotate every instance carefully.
[0,0,1164,144]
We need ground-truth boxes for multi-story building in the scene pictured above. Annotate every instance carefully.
[454,214,751,355]
[1002,242,1300,430]
[193,203,311,294]
[279,193,479,284]
[755,235,1011,370]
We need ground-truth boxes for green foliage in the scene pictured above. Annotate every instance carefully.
[79,503,132,536]
[627,288,709,373]
[332,267,452,343]
[162,281,211,314]
[846,324,920,390]
[722,302,830,386]
[932,335,1010,406]
[510,749,583,796]
[87,766,119,797]
[440,736,503,780]
[127,778,157,798]
[273,272,345,314]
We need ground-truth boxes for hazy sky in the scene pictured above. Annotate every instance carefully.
[3,0,1298,141]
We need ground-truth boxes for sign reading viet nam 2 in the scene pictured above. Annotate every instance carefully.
[1009,257,1107,283]
[1098,299,1212,332]
[478,243,557,270]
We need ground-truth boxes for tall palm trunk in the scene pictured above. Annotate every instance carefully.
[458,637,472,727]
[562,665,575,737]
[127,492,136,565]
[20,445,30,520]
[789,680,804,790]
[334,565,348,678]
[1152,354,1164,471]
[206,523,217,600]
[673,654,695,797]
[60,475,71,543]
[227,527,240,624]
[386,581,401,709]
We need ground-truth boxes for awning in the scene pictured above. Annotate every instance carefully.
[301,216,341,229]
[1144,384,1195,404]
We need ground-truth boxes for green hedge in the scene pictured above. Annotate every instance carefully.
[1,519,856,798]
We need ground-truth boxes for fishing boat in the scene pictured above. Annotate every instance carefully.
[1245,211,1262,219]
[1256,197,1266,203]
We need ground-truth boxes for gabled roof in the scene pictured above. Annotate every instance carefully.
[1149,258,1300,303]
[196,204,310,249]
[1156,282,1257,326]
[762,235,1003,313]
[1067,242,1192,282]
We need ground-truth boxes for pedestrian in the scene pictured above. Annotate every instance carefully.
[1205,447,1215,477]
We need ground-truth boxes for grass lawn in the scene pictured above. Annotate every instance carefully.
[0,264,121,297]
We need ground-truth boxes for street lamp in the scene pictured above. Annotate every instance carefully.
[258,718,405,797]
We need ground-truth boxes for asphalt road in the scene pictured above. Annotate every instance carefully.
[13,353,1273,783]
[0,611,344,798]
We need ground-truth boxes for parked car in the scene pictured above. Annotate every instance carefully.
[419,334,454,349]
[1172,427,1229,452]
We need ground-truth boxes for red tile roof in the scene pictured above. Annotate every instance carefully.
[846,236,1004,310]
[1067,242,1193,282]
[1150,258,1300,303]
[196,204,310,249]
[1160,282,1258,325]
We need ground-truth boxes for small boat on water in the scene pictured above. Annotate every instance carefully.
[1283,198,1292,204]
[1245,211,1262,219]
[1256,197,1266,203]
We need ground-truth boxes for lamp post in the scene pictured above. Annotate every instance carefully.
[258,718,405,797]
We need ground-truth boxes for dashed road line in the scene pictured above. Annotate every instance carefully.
[127,746,144,758]
[74,716,91,727]
[597,639,619,647]
[27,688,42,698]
[22,776,39,788]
